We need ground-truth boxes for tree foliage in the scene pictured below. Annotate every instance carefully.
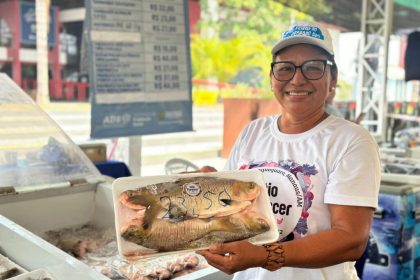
[198,0,325,43]
[190,35,271,84]
[192,0,331,90]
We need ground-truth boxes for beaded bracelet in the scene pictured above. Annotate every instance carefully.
[262,243,285,271]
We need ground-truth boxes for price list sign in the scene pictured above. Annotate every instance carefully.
[86,0,192,138]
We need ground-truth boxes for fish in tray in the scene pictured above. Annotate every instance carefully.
[189,211,271,246]
[119,176,261,226]
[120,211,270,252]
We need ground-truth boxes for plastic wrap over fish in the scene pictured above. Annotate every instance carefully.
[119,253,207,280]
[112,169,279,258]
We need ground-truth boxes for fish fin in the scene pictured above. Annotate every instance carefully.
[196,213,213,219]
[174,177,196,184]
[194,201,252,219]
[126,193,157,207]
[213,201,252,217]
[142,204,165,230]
[215,216,243,233]
[174,176,210,185]
[127,193,163,230]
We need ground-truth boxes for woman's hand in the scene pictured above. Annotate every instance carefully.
[197,241,268,275]
[199,166,218,172]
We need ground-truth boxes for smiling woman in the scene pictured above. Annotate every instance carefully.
[198,21,381,280]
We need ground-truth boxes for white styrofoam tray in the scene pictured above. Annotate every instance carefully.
[112,169,279,259]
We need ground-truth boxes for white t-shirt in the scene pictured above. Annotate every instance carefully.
[226,114,381,280]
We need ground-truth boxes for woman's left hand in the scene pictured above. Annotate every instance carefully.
[197,241,268,275]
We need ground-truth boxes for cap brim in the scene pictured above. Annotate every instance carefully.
[271,36,333,56]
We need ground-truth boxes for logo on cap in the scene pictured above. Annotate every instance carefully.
[282,26,325,41]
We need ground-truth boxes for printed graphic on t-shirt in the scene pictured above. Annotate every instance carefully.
[239,160,318,240]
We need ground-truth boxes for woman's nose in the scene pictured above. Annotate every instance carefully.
[290,67,307,85]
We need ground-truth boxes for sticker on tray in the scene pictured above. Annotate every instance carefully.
[257,167,303,239]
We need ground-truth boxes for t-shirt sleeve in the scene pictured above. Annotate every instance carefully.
[324,132,381,208]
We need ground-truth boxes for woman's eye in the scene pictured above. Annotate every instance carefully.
[305,66,322,72]
[278,66,292,72]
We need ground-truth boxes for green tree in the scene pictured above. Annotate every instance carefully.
[193,0,332,91]
[198,0,329,42]
[190,35,271,84]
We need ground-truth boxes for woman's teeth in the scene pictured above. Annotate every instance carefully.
[287,92,310,96]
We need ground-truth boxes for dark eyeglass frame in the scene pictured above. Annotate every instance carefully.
[270,59,334,81]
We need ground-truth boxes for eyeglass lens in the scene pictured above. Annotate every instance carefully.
[272,60,326,81]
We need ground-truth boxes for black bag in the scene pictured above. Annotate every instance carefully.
[405,31,420,81]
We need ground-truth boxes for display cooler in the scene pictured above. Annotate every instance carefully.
[363,157,420,280]
[0,74,224,280]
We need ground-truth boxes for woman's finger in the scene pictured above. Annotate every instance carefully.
[208,243,229,254]
[200,166,218,172]
[200,251,235,274]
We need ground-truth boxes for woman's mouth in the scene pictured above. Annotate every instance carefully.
[285,91,312,96]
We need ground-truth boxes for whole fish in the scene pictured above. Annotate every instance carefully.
[119,176,261,226]
[120,211,269,252]
[121,215,239,252]
[189,211,270,247]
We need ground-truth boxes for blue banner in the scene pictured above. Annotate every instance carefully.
[20,2,56,46]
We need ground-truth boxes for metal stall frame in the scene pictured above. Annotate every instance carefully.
[357,0,394,141]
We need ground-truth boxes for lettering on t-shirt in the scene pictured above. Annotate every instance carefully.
[261,168,304,211]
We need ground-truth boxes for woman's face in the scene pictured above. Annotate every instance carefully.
[270,44,337,118]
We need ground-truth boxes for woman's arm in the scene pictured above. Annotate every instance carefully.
[198,204,373,274]
[283,204,373,268]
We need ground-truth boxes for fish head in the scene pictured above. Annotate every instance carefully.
[119,190,137,204]
[231,181,261,201]
[239,211,270,234]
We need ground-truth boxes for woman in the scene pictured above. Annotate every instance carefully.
[198,21,380,280]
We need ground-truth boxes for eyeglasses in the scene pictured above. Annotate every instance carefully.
[271,60,334,81]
